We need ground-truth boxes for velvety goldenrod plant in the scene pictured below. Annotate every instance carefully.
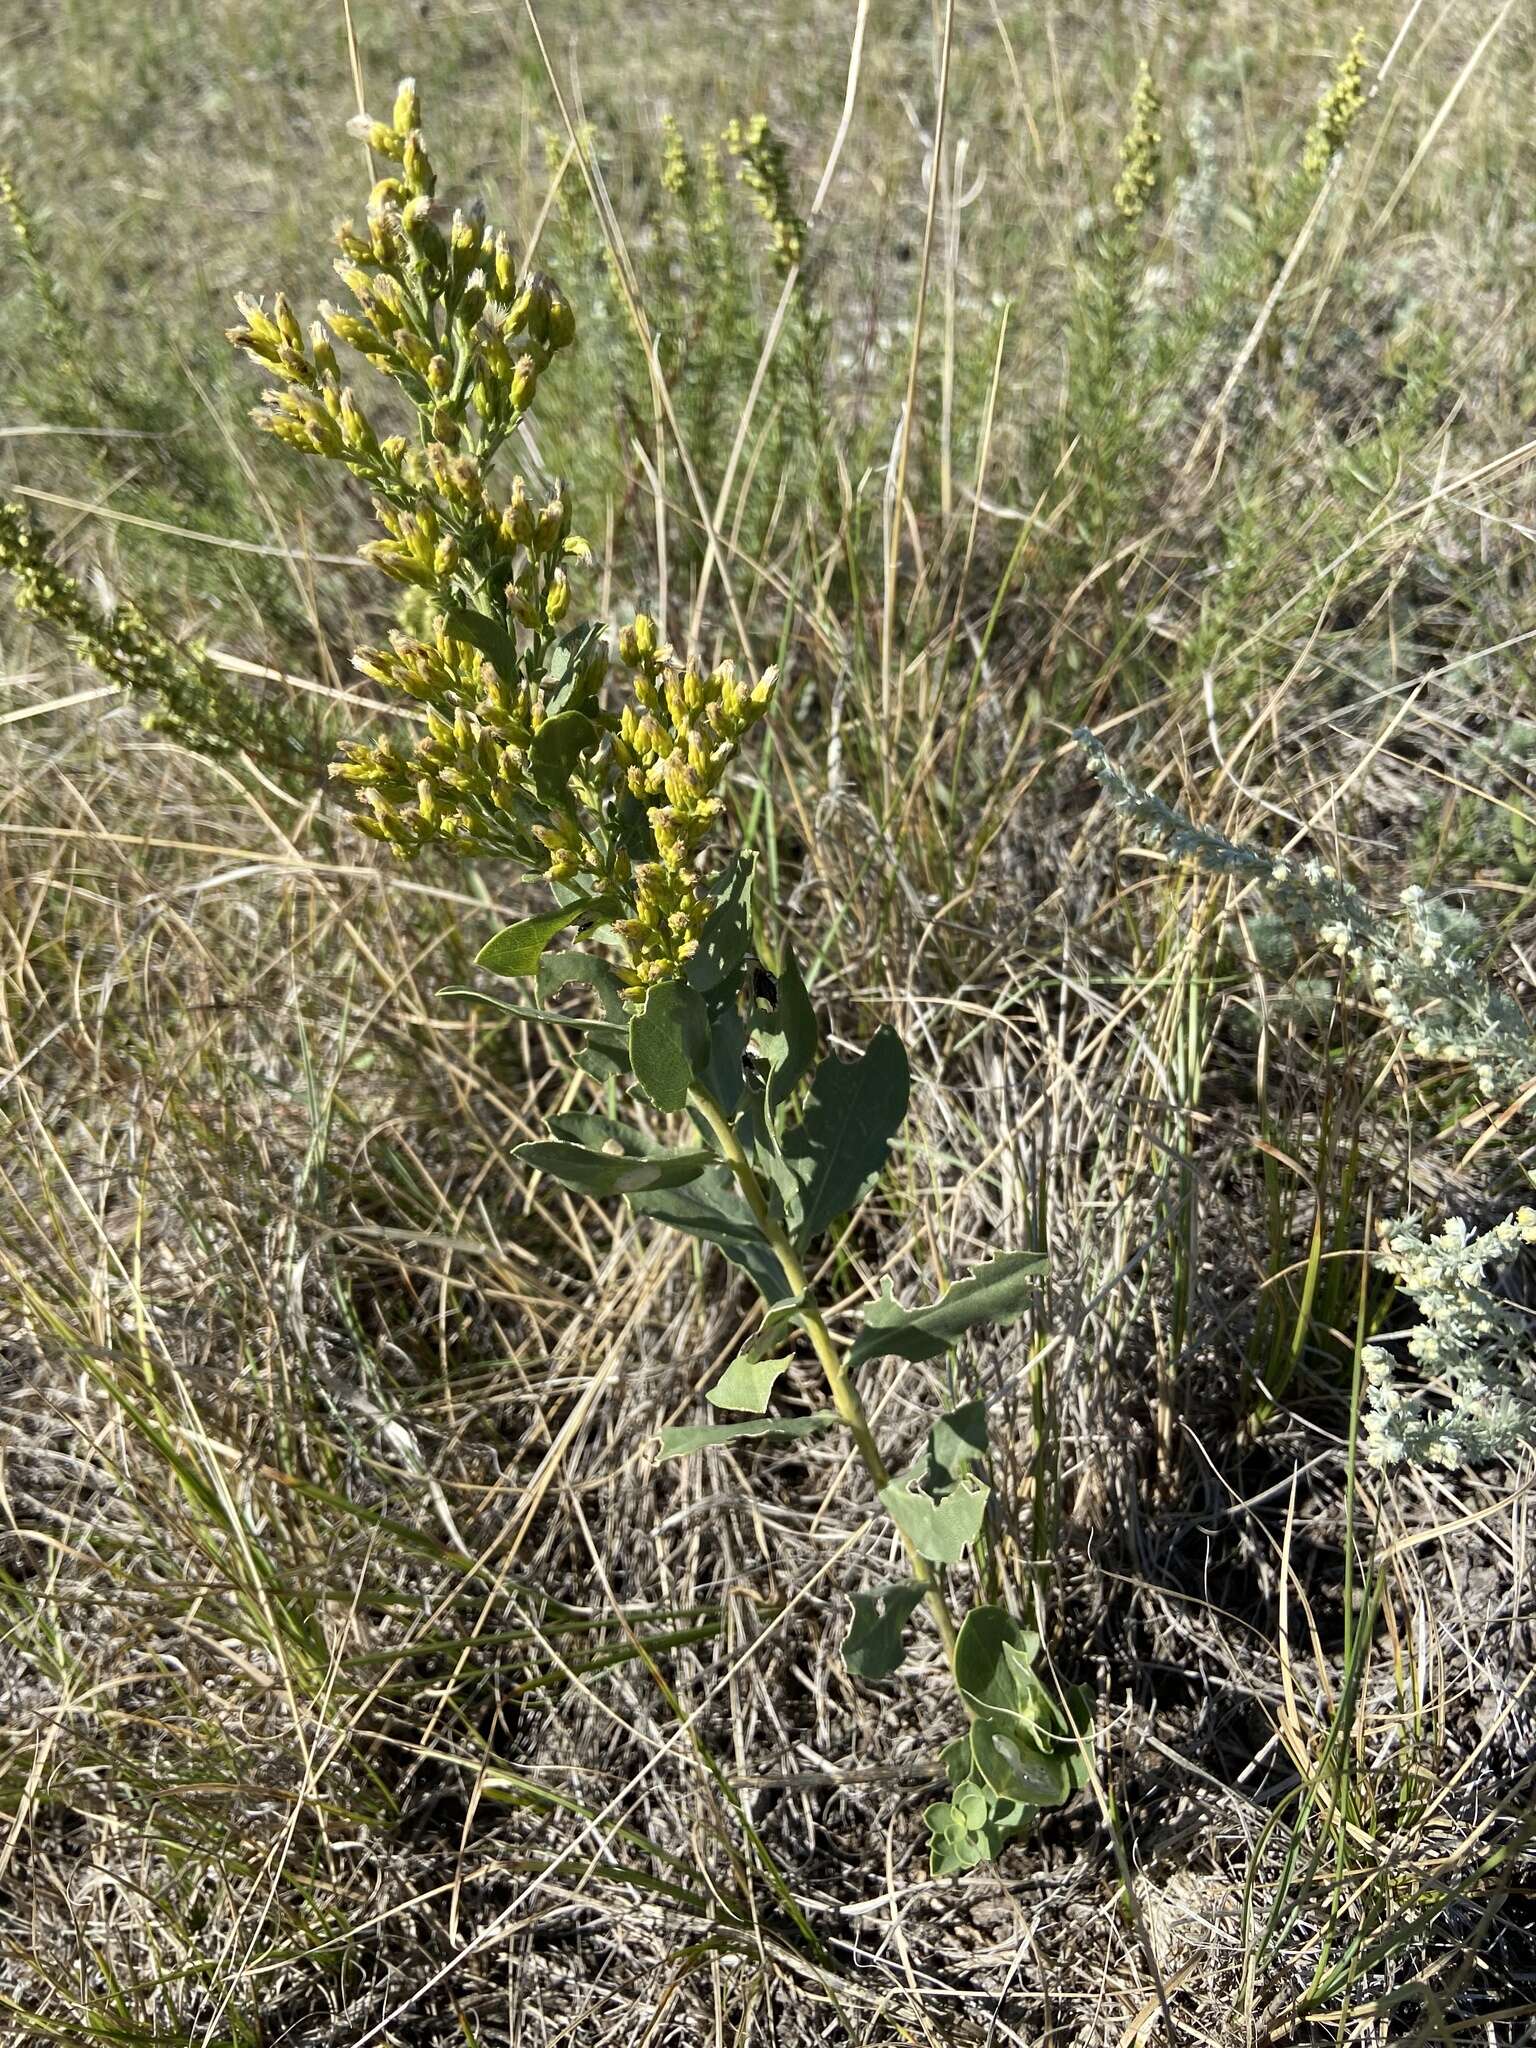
[230,79,1084,1876]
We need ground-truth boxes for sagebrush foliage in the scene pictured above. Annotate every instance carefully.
[1080,731,1536,1466]
[1365,1212,1536,1467]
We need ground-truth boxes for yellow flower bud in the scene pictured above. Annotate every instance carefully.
[510,354,539,411]
[632,613,657,661]
[456,271,487,327]
[510,272,555,340]
[492,230,517,299]
[339,389,379,457]
[334,218,374,263]
[320,301,373,352]
[402,194,446,270]
[546,292,576,350]
[392,77,421,136]
[505,476,534,546]
[402,130,436,198]
[533,496,565,555]
[272,294,305,352]
[448,454,483,504]
[349,114,404,159]
[545,568,570,624]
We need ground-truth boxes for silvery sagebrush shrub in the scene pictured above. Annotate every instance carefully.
[229,78,1089,1876]
[1079,731,1536,1468]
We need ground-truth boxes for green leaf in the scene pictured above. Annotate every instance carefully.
[929,1400,988,1487]
[685,854,756,992]
[757,942,818,1120]
[441,987,629,1056]
[782,1026,909,1245]
[967,1719,1070,1808]
[703,1001,749,1117]
[545,1110,652,1153]
[476,900,605,980]
[530,710,597,804]
[848,1252,1050,1371]
[514,1139,713,1196]
[954,1606,1052,1731]
[629,1171,789,1302]
[878,1469,989,1564]
[843,1580,926,1680]
[656,1413,839,1461]
[538,948,628,1022]
[630,978,710,1113]
[443,604,522,684]
[610,789,657,863]
[537,950,631,1076]
[543,622,605,711]
[706,1352,795,1414]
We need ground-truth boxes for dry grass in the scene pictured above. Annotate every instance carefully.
[3,0,1536,2041]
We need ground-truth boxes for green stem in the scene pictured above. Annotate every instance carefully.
[691,1088,962,1669]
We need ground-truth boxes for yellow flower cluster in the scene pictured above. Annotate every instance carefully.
[724,115,806,274]
[229,75,574,476]
[1301,31,1369,184]
[229,79,779,999]
[1112,66,1162,225]
[611,615,776,985]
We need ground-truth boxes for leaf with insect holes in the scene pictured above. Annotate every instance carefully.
[879,1468,989,1565]
[476,899,615,980]
[782,1027,909,1245]
[538,948,628,1022]
[656,1413,839,1461]
[848,1252,1050,1371]
[843,1580,927,1679]
[630,978,710,1113]
[706,1352,795,1414]
[757,942,818,1120]
[685,853,756,993]
[443,604,522,685]
[536,949,631,1078]
[514,1139,713,1196]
